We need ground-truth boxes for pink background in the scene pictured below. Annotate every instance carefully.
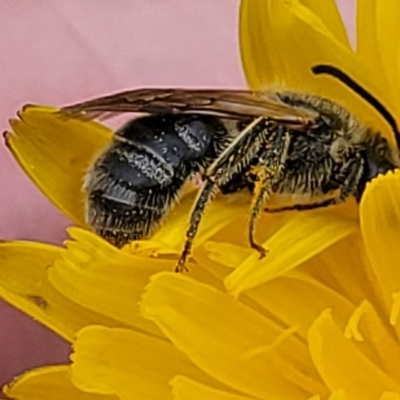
[0,0,353,386]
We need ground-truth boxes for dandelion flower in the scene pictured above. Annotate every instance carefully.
[2,1,400,399]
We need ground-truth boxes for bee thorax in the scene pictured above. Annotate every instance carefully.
[329,136,355,162]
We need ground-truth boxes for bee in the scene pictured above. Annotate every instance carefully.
[61,65,400,272]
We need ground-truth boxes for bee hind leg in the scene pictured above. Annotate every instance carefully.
[175,117,266,273]
[175,176,219,273]
[248,166,274,259]
[248,130,291,259]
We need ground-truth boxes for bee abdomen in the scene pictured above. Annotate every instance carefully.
[86,188,168,247]
[84,143,190,246]
[84,113,231,248]
[89,143,176,189]
[85,171,183,247]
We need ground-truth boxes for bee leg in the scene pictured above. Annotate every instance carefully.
[248,131,291,258]
[175,176,219,273]
[175,117,266,273]
[248,167,273,259]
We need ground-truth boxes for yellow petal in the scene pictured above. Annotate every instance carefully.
[203,211,290,271]
[49,227,171,338]
[360,171,400,315]
[328,390,347,400]
[308,310,400,397]
[374,1,400,106]
[240,0,354,89]
[3,365,116,400]
[357,0,400,120]
[141,272,326,399]
[247,269,355,339]
[0,240,118,341]
[71,326,211,400]
[6,106,112,224]
[204,241,250,269]
[344,300,400,378]
[171,376,252,400]
[301,0,349,46]
[381,393,400,400]
[50,225,225,337]
[225,210,356,295]
[152,191,249,251]
[306,232,380,307]
[239,0,391,138]
[356,0,385,77]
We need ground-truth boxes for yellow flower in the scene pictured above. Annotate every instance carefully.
[2,1,400,399]
[241,0,400,143]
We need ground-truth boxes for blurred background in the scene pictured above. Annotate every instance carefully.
[0,0,353,387]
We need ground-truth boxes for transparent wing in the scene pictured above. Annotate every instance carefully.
[60,88,319,127]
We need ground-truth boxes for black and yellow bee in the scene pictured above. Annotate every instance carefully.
[61,65,400,271]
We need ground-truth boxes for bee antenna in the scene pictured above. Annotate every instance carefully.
[312,64,400,150]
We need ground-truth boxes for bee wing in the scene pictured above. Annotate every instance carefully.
[60,88,319,127]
